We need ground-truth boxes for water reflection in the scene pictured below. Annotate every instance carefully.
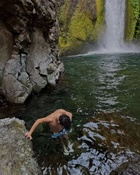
[63,53,140,118]
[72,113,140,175]
[38,113,140,175]
[95,55,125,113]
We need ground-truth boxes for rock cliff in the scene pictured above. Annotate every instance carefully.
[58,0,105,56]
[0,0,64,104]
[0,118,41,175]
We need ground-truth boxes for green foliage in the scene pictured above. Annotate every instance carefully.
[59,0,75,32]
[125,0,140,41]
[59,34,83,55]
[69,10,94,41]
[58,0,105,55]
[90,0,105,41]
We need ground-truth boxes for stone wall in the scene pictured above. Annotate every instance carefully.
[0,0,64,104]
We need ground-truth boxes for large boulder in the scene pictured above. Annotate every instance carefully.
[0,0,64,104]
[0,118,42,175]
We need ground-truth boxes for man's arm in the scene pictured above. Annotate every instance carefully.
[65,111,72,121]
[58,109,72,120]
[25,116,50,140]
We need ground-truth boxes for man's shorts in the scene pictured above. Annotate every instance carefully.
[51,128,70,139]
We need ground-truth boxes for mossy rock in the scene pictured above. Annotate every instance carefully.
[125,0,140,41]
[58,0,105,56]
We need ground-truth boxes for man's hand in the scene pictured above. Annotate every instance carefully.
[25,132,33,140]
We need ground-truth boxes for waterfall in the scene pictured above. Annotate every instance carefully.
[80,0,139,56]
[103,0,126,51]
[101,0,126,52]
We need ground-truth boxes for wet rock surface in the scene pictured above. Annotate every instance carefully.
[0,0,64,104]
[0,117,42,175]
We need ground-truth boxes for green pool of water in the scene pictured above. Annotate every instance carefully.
[1,53,140,174]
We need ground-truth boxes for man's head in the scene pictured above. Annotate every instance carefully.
[59,115,71,129]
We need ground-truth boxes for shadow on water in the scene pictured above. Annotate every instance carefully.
[0,53,140,174]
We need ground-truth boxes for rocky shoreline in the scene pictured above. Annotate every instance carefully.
[0,118,42,175]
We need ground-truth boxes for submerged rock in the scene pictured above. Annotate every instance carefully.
[0,118,42,175]
[0,0,64,104]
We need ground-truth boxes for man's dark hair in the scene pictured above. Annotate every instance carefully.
[59,115,71,129]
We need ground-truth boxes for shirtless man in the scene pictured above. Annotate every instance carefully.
[25,109,72,140]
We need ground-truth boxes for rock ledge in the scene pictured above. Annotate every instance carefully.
[0,118,42,175]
